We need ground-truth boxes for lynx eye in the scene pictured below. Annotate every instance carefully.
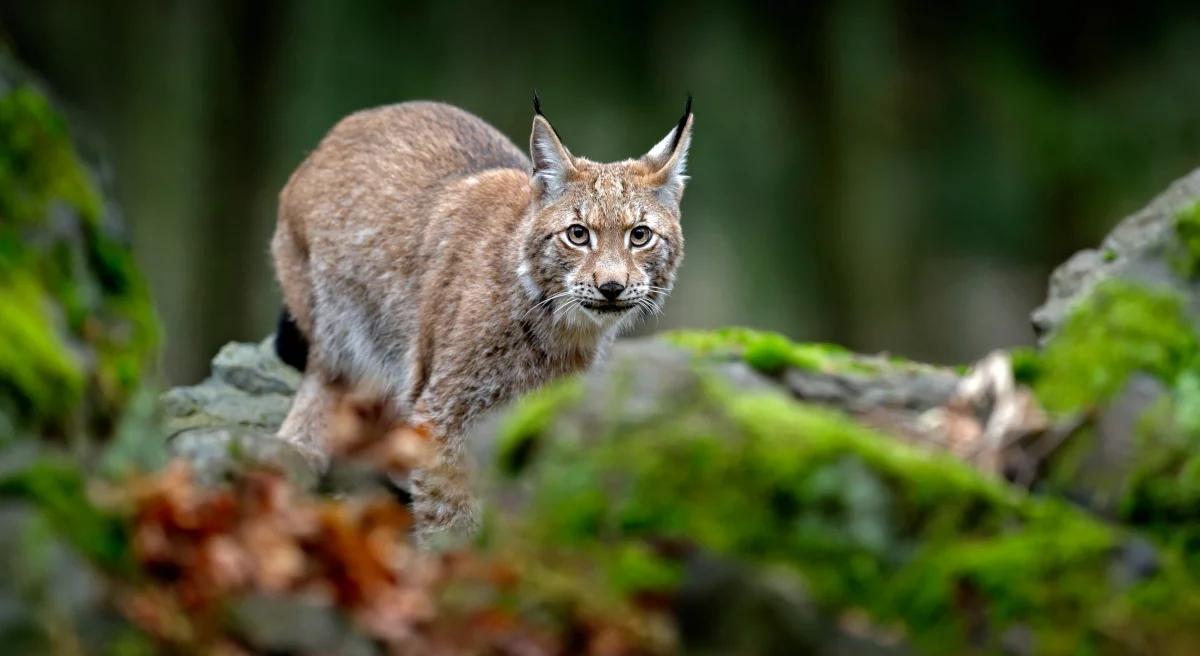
[565,224,591,247]
[629,225,654,247]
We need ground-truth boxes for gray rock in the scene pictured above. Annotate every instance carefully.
[161,337,312,485]
[468,337,731,477]
[170,426,318,488]
[164,334,965,487]
[162,337,298,438]
[1032,167,1200,341]
[161,382,294,433]
[1083,374,1167,511]
[231,594,376,655]
[212,339,302,395]
[785,367,959,414]
[675,553,907,656]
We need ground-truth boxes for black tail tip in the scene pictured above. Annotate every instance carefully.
[275,308,309,371]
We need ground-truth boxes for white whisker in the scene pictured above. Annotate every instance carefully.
[640,298,658,326]
[634,297,655,320]
[647,297,664,317]
[521,290,574,319]
[553,298,581,320]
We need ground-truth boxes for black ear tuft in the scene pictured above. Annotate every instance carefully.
[669,94,693,155]
[531,91,564,142]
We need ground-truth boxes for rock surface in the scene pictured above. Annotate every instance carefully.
[1032,167,1200,341]
[161,333,967,485]
[161,339,314,486]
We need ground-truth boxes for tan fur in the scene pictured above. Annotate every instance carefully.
[271,100,693,542]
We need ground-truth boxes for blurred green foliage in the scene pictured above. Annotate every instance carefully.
[0,78,157,440]
[0,71,161,653]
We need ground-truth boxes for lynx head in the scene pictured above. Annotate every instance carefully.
[519,96,693,331]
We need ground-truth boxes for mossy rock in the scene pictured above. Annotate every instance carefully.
[1018,277,1200,568]
[483,336,1200,655]
[664,327,960,421]
[1016,167,1200,579]
[1032,167,1200,342]
[1022,280,1197,415]
[665,326,946,377]
[0,61,157,441]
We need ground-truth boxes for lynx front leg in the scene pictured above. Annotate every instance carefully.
[408,418,479,548]
[277,372,343,469]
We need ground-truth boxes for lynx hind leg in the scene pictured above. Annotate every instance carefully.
[410,436,480,548]
[277,372,342,470]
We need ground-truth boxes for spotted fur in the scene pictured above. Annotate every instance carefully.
[271,99,693,543]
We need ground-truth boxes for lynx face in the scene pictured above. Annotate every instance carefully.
[519,100,692,330]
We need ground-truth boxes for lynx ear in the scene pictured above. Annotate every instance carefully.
[643,96,693,205]
[529,95,576,201]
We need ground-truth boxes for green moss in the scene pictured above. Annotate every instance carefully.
[1018,279,1200,558]
[0,87,101,231]
[0,273,85,423]
[496,377,583,476]
[1102,247,1118,263]
[1021,280,1200,536]
[495,374,1200,654]
[0,458,132,574]
[1028,280,1197,414]
[606,541,682,596]
[1009,346,1041,384]
[664,327,925,376]
[0,84,158,437]
[1117,377,1200,562]
[1172,201,1200,279]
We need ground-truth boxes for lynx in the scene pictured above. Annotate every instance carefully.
[271,97,693,541]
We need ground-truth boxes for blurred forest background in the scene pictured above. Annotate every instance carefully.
[2,0,1199,385]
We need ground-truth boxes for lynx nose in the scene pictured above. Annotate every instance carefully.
[598,281,625,301]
